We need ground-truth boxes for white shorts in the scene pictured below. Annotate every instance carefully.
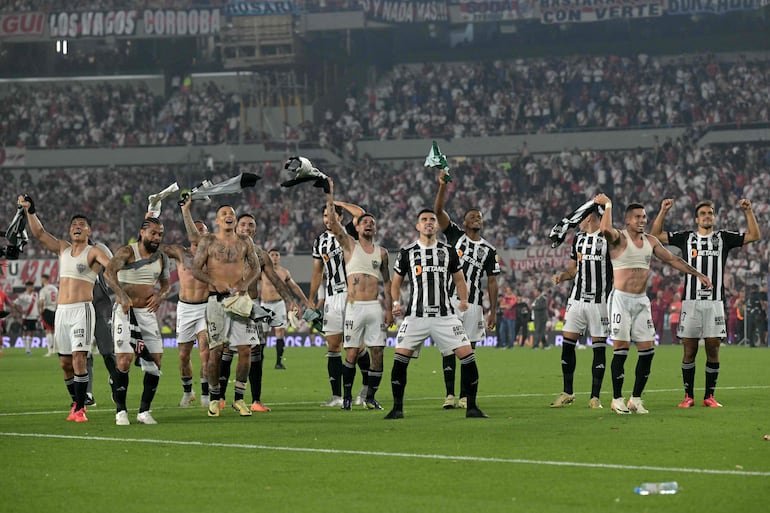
[262,299,287,329]
[608,290,655,343]
[678,299,727,340]
[323,292,347,336]
[54,302,94,355]
[176,300,208,343]
[343,300,385,349]
[206,295,259,349]
[395,315,470,356]
[451,298,485,344]
[113,307,163,354]
[563,299,610,339]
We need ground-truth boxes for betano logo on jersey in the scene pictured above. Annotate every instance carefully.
[414,265,445,275]
[322,246,343,262]
[577,252,604,262]
[691,249,720,258]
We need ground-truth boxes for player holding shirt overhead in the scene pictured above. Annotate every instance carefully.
[651,198,760,408]
[19,194,112,423]
[309,198,368,407]
[433,168,500,409]
[594,194,712,415]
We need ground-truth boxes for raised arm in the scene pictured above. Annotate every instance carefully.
[739,198,761,244]
[180,195,202,245]
[334,200,365,225]
[326,177,354,252]
[18,195,64,254]
[650,198,673,244]
[594,193,621,244]
[433,169,451,232]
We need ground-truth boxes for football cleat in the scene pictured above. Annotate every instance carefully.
[321,396,343,407]
[627,396,649,414]
[703,395,723,408]
[442,394,456,409]
[550,392,576,408]
[610,397,631,414]
[136,411,158,424]
[179,392,196,408]
[678,395,695,408]
[115,410,130,425]
[232,400,252,417]
[250,401,271,412]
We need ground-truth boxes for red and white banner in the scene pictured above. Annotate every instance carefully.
[498,245,572,274]
[0,12,45,39]
[0,260,60,294]
[0,147,25,168]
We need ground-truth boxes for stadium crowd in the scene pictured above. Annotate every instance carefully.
[3,140,768,303]
[2,53,768,151]
[324,53,770,142]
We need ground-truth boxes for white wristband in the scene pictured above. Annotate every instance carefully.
[605,202,613,209]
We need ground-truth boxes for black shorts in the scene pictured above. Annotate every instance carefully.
[42,310,56,331]
[22,319,37,332]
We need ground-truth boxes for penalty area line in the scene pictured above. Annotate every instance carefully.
[1,431,769,477]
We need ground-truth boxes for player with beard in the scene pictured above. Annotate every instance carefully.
[309,198,369,407]
[162,196,211,408]
[326,178,393,410]
[216,213,298,413]
[192,205,262,418]
[19,195,112,422]
[105,217,171,425]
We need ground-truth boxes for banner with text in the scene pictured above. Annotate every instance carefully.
[665,0,769,15]
[223,0,299,16]
[362,0,449,23]
[457,0,535,21]
[0,12,45,40]
[48,8,221,39]
[538,0,664,23]
[0,147,25,168]
[498,244,572,277]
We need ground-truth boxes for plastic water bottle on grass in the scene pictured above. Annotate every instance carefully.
[634,481,678,495]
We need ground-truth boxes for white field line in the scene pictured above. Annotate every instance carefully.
[1,385,768,417]
[1,431,769,478]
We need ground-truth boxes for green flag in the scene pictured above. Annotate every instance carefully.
[424,140,452,183]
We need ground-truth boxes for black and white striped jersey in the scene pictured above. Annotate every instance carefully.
[667,230,744,301]
[393,240,462,317]
[569,230,613,303]
[444,222,501,306]
[312,231,347,297]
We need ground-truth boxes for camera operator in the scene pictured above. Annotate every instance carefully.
[745,284,766,347]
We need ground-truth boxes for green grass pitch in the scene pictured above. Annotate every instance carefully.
[1,343,768,513]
